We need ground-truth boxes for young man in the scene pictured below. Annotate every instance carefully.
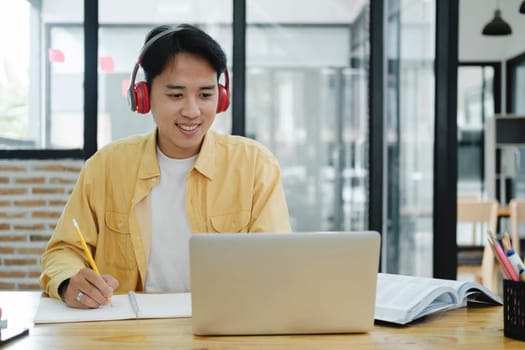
[40,24,291,308]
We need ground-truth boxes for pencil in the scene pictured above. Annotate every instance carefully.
[502,232,512,251]
[72,218,111,303]
[487,236,511,280]
[487,234,519,281]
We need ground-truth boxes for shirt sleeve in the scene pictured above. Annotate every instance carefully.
[248,151,292,232]
[40,165,93,300]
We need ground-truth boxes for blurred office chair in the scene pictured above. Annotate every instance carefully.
[509,199,525,257]
[457,198,499,293]
[457,197,497,245]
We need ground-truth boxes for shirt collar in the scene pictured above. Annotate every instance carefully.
[194,130,216,180]
[137,129,161,180]
[138,128,217,181]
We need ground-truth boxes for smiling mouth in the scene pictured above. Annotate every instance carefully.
[176,123,200,132]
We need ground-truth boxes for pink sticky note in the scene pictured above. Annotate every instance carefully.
[122,79,131,97]
[99,56,114,72]
[48,48,64,62]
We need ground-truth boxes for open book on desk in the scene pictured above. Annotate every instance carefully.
[34,292,191,324]
[374,273,502,325]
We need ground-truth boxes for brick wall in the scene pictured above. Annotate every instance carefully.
[0,160,83,290]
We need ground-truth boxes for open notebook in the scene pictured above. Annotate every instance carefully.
[33,292,191,324]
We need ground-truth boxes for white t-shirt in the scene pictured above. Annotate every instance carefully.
[145,148,197,292]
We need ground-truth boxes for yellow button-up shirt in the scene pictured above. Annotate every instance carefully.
[40,129,291,300]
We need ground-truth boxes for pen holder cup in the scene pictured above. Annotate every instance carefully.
[503,279,525,341]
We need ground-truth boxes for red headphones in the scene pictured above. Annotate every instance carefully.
[127,27,230,114]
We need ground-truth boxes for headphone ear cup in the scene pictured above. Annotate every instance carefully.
[216,83,229,113]
[134,81,150,114]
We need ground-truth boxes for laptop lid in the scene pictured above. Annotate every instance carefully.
[189,231,380,335]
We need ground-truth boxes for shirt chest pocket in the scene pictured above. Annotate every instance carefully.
[103,211,135,270]
[209,211,250,233]
[106,212,129,233]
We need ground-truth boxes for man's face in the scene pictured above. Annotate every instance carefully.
[150,52,219,159]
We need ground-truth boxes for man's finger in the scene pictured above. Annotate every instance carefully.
[102,274,119,291]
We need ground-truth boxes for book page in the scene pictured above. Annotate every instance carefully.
[134,293,192,319]
[375,273,460,324]
[33,294,136,324]
[457,282,502,305]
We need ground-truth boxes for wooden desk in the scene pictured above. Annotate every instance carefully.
[1,291,524,349]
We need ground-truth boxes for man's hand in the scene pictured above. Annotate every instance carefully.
[63,268,119,308]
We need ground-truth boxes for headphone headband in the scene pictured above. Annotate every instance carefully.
[138,27,180,63]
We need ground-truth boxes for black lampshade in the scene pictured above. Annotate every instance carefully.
[482,9,512,36]
[520,1,525,14]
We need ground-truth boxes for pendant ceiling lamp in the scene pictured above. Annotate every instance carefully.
[482,1,512,36]
[520,1,525,14]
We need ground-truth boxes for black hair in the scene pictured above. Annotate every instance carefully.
[140,24,227,88]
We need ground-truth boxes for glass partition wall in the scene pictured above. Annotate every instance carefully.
[1,0,453,276]
[384,0,436,276]
[245,1,370,231]
[457,65,496,201]
[0,0,85,149]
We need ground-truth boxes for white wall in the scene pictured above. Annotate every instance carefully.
[460,0,525,61]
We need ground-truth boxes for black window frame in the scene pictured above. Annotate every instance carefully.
[1,0,248,160]
[506,51,525,114]
[0,0,97,160]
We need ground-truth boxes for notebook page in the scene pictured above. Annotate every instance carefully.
[33,294,136,324]
[134,293,192,319]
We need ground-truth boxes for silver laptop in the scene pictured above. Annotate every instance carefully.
[189,231,380,335]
